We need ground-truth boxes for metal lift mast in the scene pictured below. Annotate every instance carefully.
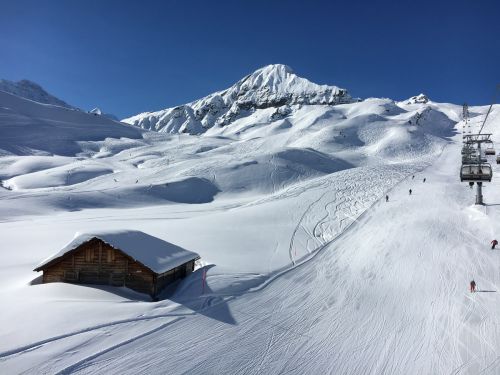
[461,86,500,205]
[463,134,492,205]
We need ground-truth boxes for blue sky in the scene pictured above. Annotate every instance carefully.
[1,0,499,118]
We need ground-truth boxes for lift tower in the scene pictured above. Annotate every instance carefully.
[462,103,469,124]
[462,133,493,205]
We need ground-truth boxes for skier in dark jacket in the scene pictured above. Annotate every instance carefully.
[491,239,498,249]
[409,189,412,195]
[470,280,476,293]
[423,178,426,183]
[385,195,389,202]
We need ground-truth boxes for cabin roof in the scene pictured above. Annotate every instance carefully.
[34,230,200,274]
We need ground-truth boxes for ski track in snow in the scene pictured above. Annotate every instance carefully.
[19,139,500,375]
[0,161,434,374]
[4,98,500,373]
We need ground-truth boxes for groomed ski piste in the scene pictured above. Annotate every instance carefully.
[1,67,500,374]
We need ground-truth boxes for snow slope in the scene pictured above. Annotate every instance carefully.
[0,87,457,216]
[4,71,500,374]
[0,79,75,109]
[0,90,144,156]
[4,109,500,374]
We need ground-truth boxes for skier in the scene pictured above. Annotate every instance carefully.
[491,239,498,249]
[423,178,426,183]
[385,195,389,202]
[470,280,476,293]
[409,189,412,195]
[412,175,415,180]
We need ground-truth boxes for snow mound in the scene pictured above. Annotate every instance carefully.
[0,155,74,179]
[4,164,114,190]
[89,107,119,121]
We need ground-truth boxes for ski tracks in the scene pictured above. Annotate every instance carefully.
[54,318,183,375]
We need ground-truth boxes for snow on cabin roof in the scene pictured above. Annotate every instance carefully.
[34,230,200,274]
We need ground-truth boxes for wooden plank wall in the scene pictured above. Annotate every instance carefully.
[42,239,155,295]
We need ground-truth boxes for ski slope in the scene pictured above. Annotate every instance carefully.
[2,72,500,373]
[3,114,500,374]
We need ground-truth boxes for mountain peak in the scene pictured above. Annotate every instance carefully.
[254,64,295,76]
[404,93,430,105]
[123,64,353,134]
[236,64,334,97]
[0,79,75,109]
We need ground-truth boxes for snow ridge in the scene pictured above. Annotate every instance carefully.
[0,79,75,109]
[122,64,353,134]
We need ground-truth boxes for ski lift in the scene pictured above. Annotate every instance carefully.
[461,146,474,155]
[463,154,479,163]
[460,163,492,182]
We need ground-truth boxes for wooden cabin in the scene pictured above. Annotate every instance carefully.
[34,230,200,299]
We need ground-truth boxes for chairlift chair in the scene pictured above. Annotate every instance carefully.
[460,163,492,182]
[485,145,496,155]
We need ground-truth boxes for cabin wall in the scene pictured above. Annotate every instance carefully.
[155,260,195,294]
[42,239,155,296]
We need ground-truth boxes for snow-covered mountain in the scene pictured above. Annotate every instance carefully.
[0,79,75,109]
[89,107,119,121]
[0,90,143,156]
[122,64,353,134]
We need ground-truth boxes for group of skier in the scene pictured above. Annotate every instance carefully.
[385,175,425,203]
[470,239,499,293]
[382,175,498,295]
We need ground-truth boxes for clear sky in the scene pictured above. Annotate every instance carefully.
[1,0,499,118]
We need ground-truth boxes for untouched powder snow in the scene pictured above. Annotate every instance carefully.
[0,90,144,156]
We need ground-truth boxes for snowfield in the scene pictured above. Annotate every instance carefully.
[1,66,500,374]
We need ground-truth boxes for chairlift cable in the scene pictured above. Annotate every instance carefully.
[479,84,500,135]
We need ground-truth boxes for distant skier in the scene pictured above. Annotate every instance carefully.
[470,280,476,293]
[491,239,498,250]
[412,175,415,180]
[409,189,412,195]
[423,178,426,183]
[385,195,389,202]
